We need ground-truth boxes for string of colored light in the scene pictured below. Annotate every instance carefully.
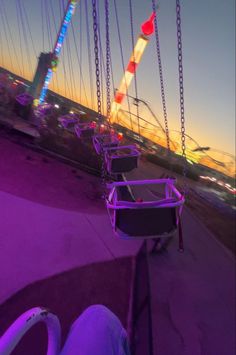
[39,0,77,104]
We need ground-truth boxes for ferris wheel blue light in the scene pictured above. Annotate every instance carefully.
[39,1,77,104]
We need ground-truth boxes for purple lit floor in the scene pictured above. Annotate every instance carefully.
[0,137,141,304]
[0,136,235,355]
[128,162,236,355]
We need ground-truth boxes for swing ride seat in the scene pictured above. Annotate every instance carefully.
[14,93,34,120]
[34,103,53,119]
[15,93,34,106]
[106,179,184,239]
[74,122,95,138]
[58,114,79,130]
[104,145,140,174]
[93,134,119,154]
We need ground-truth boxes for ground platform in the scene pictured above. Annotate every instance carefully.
[0,136,235,355]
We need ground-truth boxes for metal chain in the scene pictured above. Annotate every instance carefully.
[152,0,171,153]
[129,0,141,137]
[92,0,102,119]
[176,0,187,193]
[105,0,111,125]
[92,0,107,197]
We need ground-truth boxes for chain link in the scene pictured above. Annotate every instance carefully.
[152,0,170,153]
[176,0,187,193]
[92,0,107,197]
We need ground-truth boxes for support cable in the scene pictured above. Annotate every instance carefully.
[79,1,83,103]
[44,0,53,50]
[61,46,68,98]
[0,23,4,67]
[21,0,37,58]
[48,0,60,94]
[68,33,78,102]
[15,0,24,77]
[41,0,45,51]
[2,0,22,75]
[66,35,76,101]
[18,0,33,78]
[108,42,115,101]
[59,1,68,98]
[0,2,14,72]
[71,22,89,106]
[85,0,95,110]
[1,1,21,75]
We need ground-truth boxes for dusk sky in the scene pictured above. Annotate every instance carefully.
[0,0,235,156]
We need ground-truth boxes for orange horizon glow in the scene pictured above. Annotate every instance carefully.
[1,62,235,179]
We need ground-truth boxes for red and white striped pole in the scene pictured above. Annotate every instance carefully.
[110,11,156,122]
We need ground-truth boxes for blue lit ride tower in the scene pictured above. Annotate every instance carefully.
[29,52,53,100]
[30,0,78,104]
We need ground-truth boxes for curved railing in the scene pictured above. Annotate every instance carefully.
[0,307,61,355]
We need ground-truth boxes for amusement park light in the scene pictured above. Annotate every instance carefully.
[117,132,123,141]
[199,175,236,194]
[187,159,194,165]
[54,104,60,109]
[111,11,156,122]
[39,0,78,104]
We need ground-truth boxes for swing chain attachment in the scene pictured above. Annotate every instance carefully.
[176,0,187,192]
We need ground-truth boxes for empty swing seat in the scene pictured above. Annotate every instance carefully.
[93,134,119,154]
[106,179,184,239]
[104,145,140,174]
[14,93,34,120]
[74,122,95,138]
[58,114,79,130]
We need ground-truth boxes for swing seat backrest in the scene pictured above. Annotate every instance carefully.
[80,127,95,138]
[116,205,177,237]
[114,184,177,237]
[110,155,138,173]
[105,145,140,173]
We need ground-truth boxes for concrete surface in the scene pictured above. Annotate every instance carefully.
[0,137,235,355]
[0,137,142,304]
[149,207,235,355]
[0,190,142,304]
[127,159,236,355]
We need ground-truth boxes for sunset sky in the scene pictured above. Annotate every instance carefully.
[0,0,235,156]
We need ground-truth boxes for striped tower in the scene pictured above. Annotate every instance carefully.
[110,12,156,123]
